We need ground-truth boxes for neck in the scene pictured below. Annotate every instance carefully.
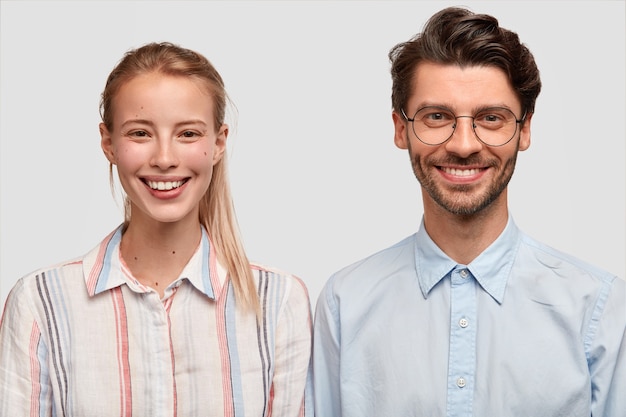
[422,196,509,265]
[120,214,203,297]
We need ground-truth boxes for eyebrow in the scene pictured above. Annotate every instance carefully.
[414,101,517,114]
[120,119,209,130]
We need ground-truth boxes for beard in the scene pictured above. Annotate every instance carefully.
[408,140,520,216]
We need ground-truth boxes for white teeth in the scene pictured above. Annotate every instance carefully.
[443,167,481,176]
[146,180,185,190]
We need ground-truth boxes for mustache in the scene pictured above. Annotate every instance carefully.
[427,155,498,167]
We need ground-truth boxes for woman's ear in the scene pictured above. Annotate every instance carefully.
[100,123,116,164]
[212,124,228,165]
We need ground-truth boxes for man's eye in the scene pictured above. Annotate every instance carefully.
[483,114,500,122]
[422,111,453,123]
[476,113,506,126]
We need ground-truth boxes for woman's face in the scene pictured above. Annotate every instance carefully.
[100,72,226,227]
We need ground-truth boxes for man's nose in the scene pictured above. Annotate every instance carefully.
[444,116,483,157]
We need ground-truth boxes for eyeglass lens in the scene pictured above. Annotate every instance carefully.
[411,106,520,146]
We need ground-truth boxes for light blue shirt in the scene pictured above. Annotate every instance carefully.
[313,216,625,417]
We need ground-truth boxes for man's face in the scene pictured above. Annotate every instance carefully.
[392,62,531,217]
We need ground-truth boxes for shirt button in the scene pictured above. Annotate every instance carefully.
[457,377,466,388]
[459,318,469,328]
[460,269,469,279]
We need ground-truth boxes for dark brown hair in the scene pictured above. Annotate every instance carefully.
[389,7,541,118]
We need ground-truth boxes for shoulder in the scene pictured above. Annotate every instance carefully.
[519,233,619,283]
[3,256,85,320]
[516,232,624,309]
[317,234,417,314]
[250,262,311,306]
[13,257,85,292]
[326,234,416,290]
[5,227,122,309]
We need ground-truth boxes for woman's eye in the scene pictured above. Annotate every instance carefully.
[128,130,149,137]
[180,131,201,139]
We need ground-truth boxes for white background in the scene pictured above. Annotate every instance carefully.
[1,1,624,309]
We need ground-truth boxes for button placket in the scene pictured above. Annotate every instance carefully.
[447,266,477,413]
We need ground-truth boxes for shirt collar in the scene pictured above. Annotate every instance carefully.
[181,227,226,299]
[83,225,226,300]
[414,215,521,304]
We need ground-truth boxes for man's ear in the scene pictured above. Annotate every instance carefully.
[392,111,409,150]
[100,123,116,164]
[518,113,532,152]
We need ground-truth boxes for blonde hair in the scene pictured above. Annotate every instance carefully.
[100,42,258,311]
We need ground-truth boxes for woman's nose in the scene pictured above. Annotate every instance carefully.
[150,140,179,169]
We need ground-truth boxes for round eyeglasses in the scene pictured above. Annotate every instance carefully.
[401,106,525,147]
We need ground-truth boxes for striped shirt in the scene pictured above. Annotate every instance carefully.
[0,226,313,417]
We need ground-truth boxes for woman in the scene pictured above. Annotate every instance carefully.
[0,42,312,416]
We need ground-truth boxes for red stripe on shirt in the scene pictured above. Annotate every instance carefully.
[216,284,234,415]
[29,321,41,417]
[87,230,116,295]
[111,288,132,417]
[164,294,178,416]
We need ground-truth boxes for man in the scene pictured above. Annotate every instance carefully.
[312,6,625,417]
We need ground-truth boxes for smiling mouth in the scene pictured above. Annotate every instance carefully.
[144,179,188,191]
[440,167,484,177]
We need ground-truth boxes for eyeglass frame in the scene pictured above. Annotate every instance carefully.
[400,105,527,147]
